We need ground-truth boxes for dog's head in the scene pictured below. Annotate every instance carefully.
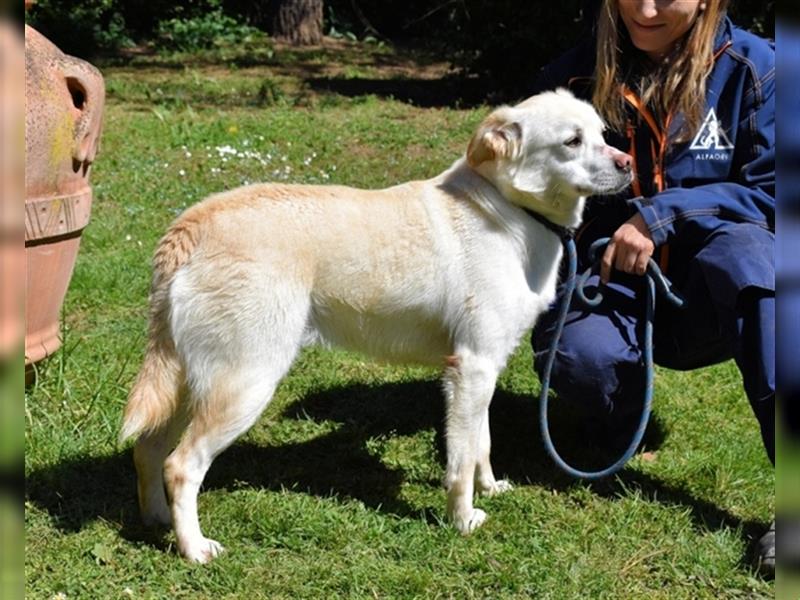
[466,89,633,219]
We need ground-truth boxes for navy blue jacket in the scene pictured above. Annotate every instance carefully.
[530,17,775,284]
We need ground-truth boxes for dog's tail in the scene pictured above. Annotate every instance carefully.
[120,335,181,443]
[120,214,203,443]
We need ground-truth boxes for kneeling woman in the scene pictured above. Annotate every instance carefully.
[530,0,774,575]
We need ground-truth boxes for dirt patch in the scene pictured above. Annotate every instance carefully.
[270,37,455,80]
[115,37,454,80]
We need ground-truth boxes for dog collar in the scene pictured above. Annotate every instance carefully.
[521,207,575,242]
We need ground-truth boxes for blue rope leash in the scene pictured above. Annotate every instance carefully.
[538,236,686,480]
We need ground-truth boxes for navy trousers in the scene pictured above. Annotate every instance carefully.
[532,222,775,464]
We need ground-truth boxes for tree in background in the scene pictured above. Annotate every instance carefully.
[272,0,323,45]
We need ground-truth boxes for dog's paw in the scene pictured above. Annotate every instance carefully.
[478,479,514,497]
[453,508,487,535]
[181,537,225,564]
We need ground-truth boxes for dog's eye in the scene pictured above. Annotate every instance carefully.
[564,135,582,148]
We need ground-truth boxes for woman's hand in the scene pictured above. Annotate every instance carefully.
[600,213,655,284]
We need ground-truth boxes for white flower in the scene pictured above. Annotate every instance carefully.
[122,588,134,597]
[125,234,132,241]
[179,169,186,177]
[184,151,192,158]
[51,593,67,600]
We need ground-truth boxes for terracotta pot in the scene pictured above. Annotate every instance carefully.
[25,25,105,369]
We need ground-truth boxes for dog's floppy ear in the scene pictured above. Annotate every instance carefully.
[466,115,522,168]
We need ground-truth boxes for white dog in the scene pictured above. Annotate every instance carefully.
[120,89,633,563]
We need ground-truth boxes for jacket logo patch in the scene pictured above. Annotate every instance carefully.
[690,108,733,159]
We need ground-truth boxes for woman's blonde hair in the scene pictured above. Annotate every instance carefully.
[592,0,729,142]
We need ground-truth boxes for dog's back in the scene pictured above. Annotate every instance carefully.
[123,180,447,441]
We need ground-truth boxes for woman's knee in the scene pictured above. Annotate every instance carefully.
[533,314,643,415]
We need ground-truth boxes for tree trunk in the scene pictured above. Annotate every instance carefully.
[272,0,324,45]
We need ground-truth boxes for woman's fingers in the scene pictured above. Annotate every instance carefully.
[601,240,616,283]
[600,215,655,283]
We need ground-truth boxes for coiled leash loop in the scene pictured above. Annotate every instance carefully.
[539,235,685,480]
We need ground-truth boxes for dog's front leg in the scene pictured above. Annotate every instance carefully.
[442,351,498,534]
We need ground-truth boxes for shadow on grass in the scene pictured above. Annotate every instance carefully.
[101,41,489,109]
[102,40,447,74]
[26,379,767,556]
[105,75,489,112]
[305,75,489,108]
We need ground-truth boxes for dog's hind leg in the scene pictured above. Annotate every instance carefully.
[162,269,311,562]
[123,338,186,527]
[133,404,189,526]
[163,367,281,563]
[474,407,513,497]
[442,350,499,534]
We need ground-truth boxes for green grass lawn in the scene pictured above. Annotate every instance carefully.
[25,40,774,599]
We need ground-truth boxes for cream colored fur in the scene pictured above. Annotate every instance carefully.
[121,89,633,563]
